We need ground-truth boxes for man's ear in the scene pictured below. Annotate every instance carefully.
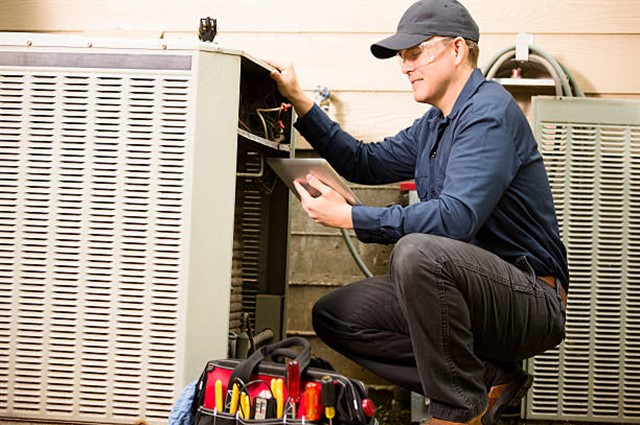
[452,37,466,65]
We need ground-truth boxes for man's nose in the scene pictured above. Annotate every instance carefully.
[401,60,414,75]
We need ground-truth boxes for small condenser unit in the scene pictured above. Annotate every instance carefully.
[527,96,640,423]
[0,33,293,424]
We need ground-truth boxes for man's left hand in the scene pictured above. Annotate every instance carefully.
[293,174,353,229]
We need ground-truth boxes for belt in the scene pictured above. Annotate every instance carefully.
[538,275,567,307]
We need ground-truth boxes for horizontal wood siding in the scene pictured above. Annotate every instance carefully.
[2,1,639,35]
[1,1,638,96]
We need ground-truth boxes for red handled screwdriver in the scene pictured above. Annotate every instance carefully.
[287,360,301,418]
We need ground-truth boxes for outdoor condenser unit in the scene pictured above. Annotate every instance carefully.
[526,96,640,423]
[0,33,293,424]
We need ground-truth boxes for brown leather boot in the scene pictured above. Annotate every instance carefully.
[482,370,533,424]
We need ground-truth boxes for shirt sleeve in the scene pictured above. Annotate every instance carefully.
[294,104,418,184]
[353,100,522,244]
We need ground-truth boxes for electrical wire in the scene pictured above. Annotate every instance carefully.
[256,103,292,142]
[340,228,373,278]
[256,108,274,140]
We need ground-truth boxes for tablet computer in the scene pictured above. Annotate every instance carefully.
[267,158,362,206]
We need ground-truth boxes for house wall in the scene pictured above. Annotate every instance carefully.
[2,0,639,387]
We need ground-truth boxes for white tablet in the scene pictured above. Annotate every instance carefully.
[267,158,362,206]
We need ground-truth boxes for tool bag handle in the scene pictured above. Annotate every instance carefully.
[227,336,311,388]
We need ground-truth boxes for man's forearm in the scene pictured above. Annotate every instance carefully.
[288,91,314,118]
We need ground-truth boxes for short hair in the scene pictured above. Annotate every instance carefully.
[466,40,479,67]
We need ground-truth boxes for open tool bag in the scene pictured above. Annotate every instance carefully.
[192,337,378,425]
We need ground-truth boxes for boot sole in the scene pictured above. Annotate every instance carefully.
[482,373,533,425]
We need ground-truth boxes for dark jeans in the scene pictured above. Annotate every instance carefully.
[312,234,566,422]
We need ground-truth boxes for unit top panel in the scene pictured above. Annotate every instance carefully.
[0,32,275,74]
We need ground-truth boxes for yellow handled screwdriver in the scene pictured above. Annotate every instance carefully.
[229,383,240,414]
[277,378,285,418]
[215,379,223,412]
[240,392,251,419]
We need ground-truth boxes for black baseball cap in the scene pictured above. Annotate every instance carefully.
[371,0,480,59]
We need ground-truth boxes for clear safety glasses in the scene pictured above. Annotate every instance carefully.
[397,38,454,69]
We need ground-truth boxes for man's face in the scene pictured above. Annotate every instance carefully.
[397,37,455,104]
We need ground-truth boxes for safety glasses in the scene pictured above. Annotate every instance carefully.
[397,38,454,68]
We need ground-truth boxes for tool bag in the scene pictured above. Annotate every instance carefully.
[192,337,378,425]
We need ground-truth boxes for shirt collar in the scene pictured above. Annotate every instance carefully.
[448,68,486,119]
[429,68,486,124]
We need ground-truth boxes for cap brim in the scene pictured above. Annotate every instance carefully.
[370,33,432,59]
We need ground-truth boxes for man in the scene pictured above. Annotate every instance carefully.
[269,0,568,424]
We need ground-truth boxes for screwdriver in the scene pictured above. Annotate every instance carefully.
[229,382,240,415]
[304,382,321,421]
[214,379,223,412]
[321,375,336,425]
[287,360,301,418]
[240,391,251,419]
[271,377,284,418]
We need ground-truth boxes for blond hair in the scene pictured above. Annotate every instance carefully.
[466,40,479,68]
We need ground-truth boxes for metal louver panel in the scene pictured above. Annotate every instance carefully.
[230,147,267,332]
[0,65,192,422]
[240,152,268,326]
[528,97,640,422]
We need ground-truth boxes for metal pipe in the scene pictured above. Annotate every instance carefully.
[482,44,583,97]
[253,328,275,348]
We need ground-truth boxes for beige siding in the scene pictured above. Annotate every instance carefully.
[2,1,639,34]
[1,0,638,144]
[1,2,638,90]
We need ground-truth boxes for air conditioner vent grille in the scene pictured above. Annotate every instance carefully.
[528,97,640,422]
[1,68,192,423]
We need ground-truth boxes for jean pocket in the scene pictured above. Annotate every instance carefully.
[522,296,566,358]
[546,299,566,348]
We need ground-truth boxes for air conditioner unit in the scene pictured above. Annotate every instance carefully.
[0,33,293,424]
[527,96,640,423]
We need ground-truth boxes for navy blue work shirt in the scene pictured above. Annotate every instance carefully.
[294,69,569,290]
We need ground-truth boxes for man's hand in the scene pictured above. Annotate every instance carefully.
[267,60,314,118]
[293,174,353,229]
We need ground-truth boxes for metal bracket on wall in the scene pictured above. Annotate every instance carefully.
[199,17,218,42]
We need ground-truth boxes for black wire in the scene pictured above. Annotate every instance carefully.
[240,378,276,399]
